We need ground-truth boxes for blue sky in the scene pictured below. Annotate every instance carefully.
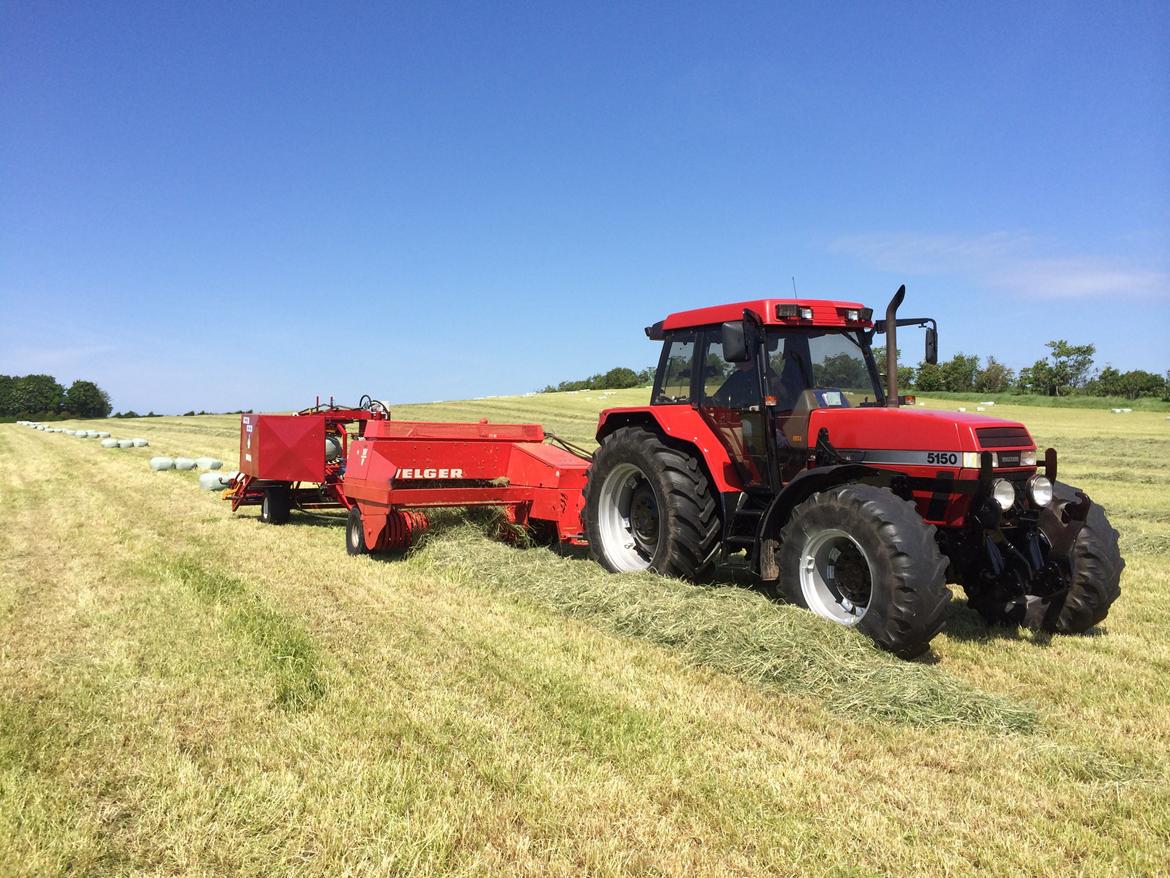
[2,1,1167,412]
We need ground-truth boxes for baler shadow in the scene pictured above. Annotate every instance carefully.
[282,512,348,531]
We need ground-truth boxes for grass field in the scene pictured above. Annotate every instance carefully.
[2,391,1168,876]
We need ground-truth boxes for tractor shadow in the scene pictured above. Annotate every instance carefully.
[940,590,1110,645]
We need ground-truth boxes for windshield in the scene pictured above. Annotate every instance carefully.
[764,329,882,410]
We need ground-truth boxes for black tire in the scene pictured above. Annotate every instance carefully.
[583,426,719,578]
[1041,482,1123,634]
[777,484,949,659]
[260,485,291,525]
[346,506,369,555]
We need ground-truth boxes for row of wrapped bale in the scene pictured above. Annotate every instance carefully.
[150,456,224,472]
[19,421,144,444]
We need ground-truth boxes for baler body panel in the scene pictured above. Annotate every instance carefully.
[239,414,327,483]
[342,420,589,546]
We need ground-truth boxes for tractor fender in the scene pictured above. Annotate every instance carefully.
[596,406,743,494]
[756,464,889,554]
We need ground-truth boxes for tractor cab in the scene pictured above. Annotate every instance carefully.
[646,296,935,493]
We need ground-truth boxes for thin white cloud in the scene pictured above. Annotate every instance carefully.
[828,232,1170,299]
[827,231,1032,274]
[987,259,1170,299]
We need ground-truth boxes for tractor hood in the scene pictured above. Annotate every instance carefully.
[807,407,1035,457]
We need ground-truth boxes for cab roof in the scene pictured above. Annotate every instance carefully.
[650,299,873,338]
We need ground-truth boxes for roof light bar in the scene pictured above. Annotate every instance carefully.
[836,306,873,324]
[777,304,815,320]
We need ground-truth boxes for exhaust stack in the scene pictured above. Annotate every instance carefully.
[885,284,906,407]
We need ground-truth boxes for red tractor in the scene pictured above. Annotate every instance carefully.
[581,287,1123,657]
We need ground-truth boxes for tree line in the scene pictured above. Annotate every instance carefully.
[892,340,1169,400]
[539,366,656,393]
[0,374,113,420]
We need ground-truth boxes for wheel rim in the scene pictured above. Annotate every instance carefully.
[798,528,874,625]
[596,463,660,572]
[349,516,363,551]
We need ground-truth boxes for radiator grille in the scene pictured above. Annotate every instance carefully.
[976,426,1033,448]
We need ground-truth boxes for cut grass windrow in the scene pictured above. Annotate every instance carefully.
[408,520,1036,733]
[147,556,327,712]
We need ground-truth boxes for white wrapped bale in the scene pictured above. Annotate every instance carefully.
[174,457,197,470]
[96,431,110,438]
[132,438,149,447]
[101,438,119,448]
[195,457,223,470]
[199,471,233,491]
[150,456,176,471]
[117,439,135,448]
[63,429,76,435]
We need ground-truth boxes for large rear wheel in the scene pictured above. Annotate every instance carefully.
[777,483,949,658]
[583,426,719,578]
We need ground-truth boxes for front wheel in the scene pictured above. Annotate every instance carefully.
[1039,482,1123,634]
[260,485,291,525]
[777,484,949,659]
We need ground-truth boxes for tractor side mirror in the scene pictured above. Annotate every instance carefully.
[721,321,750,362]
[924,326,938,365]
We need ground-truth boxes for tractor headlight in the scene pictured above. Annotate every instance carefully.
[1021,450,1037,466]
[991,478,1017,511]
[1027,475,1053,508]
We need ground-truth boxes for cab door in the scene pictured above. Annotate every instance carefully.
[696,328,774,491]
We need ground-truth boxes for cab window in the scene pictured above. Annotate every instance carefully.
[653,332,696,404]
[701,333,761,408]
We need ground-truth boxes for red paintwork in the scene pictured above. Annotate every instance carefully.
[231,408,379,513]
[343,419,589,550]
[810,408,1035,525]
[238,408,376,483]
[810,407,1032,454]
[597,405,742,492]
[661,299,871,331]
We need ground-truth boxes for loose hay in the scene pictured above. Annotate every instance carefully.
[409,516,1036,733]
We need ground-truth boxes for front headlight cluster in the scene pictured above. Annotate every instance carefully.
[989,475,1054,511]
[962,449,1040,468]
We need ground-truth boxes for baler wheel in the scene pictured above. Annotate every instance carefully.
[260,485,291,525]
[346,506,369,556]
[583,426,719,578]
[776,483,949,659]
